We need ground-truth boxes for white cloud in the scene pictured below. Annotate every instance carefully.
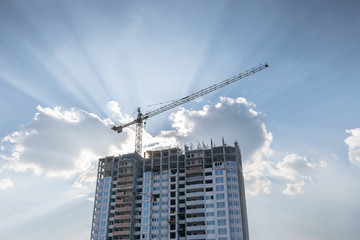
[167,97,273,161]
[245,172,271,195]
[243,153,326,196]
[345,128,360,164]
[0,178,13,190]
[275,154,327,180]
[105,101,133,124]
[282,180,305,195]
[274,154,326,195]
[1,105,132,184]
[0,97,325,196]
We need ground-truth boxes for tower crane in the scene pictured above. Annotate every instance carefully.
[112,63,269,154]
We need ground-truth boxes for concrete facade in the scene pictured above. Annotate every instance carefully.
[91,141,249,240]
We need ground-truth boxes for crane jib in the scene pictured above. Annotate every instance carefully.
[112,63,269,154]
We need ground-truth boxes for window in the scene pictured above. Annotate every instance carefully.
[101,206,107,211]
[206,195,213,200]
[228,193,239,198]
[217,202,225,208]
[142,218,149,224]
[100,221,106,227]
[161,193,168,198]
[207,229,215,234]
[216,186,224,191]
[207,221,215,225]
[143,202,149,208]
[101,213,106,219]
[218,219,227,226]
[226,161,237,167]
[230,210,241,215]
[104,184,109,189]
[227,177,238,182]
[103,191,109,197]
[143,210,149,216]
[227,185,238,190]
[218,228,227,235]
[230,218,242,224]
[144,172,151,178]
[206,203,214,208]
[229,201,240,207]
[161,186,168,190]
[162,178,168,182]
[206,212,214,217]
[226,169,237,174]
[231,228,242,233]
[142,226,149,232]
[102,199,108,204]
[143,195,150,200]
[105,177,111,182]
[217,210,226,217]
[144,187,150,193]
[216,193,225,200]
[99,229,105,235]
[215,177,224,183]
[215,170,223,175]
[214,162,223,168]
[144,179,150,185]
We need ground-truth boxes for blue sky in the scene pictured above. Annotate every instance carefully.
[1,0,360,239]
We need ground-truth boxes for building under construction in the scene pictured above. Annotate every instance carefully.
[90,140,249,240]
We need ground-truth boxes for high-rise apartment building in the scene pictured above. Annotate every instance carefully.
[91,141,249,240]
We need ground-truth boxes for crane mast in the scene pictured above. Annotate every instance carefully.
[112,63,269,154]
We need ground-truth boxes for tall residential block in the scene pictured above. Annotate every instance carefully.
[91,140,249,240]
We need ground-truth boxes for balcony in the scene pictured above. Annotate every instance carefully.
[185,184,204,190]
[114,214,131,220]
[186,217,205,223]
[116,183,133,189]
[116,192,129,197]
[186,176,204,182]
[186,167,203,174]
[115,207,132,212]
[186,225,206,231]
[117,176,133,182]
[115,200,131,204]
[186,234,206,240]
[186,192,204,198]
[113,230,130,236]
[186,208,205,214]
[113,222,131,228]
[186,200,205,206]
